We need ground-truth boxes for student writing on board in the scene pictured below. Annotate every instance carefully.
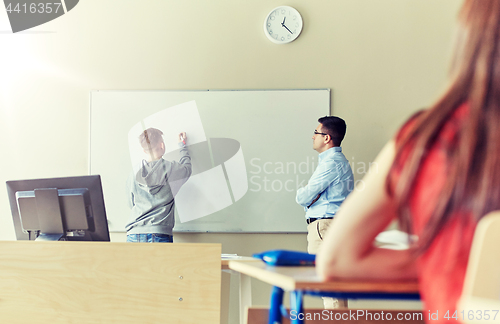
[126,128,192,242]
[296,116,354,308]
[317,0,500,321]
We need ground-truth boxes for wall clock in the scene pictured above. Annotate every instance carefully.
[263,6,303,44]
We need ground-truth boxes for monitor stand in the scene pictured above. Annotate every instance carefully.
[36,233,65,241]
[33,188,65,241]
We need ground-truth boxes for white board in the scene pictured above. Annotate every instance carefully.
[90,90,330,232]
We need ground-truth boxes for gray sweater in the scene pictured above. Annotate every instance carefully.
[126,144,191,235]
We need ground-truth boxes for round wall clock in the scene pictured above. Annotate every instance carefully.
[263,6,303,44]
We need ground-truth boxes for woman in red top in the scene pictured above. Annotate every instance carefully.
[316,1,500,322]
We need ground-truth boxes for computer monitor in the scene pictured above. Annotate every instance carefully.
[6,175,110,241]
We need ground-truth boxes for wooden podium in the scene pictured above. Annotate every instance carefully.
[0,241,221,324]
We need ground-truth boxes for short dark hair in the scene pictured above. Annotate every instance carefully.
[139,128,164,152]
[317,116,346,146]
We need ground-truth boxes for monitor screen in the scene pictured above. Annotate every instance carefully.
[6,175,110,241]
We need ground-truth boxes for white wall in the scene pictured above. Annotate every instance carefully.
[0,0,462,321]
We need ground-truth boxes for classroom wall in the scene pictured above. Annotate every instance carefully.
[0,0,462,320]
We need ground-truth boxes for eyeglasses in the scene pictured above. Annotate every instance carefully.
[314,130,328,136]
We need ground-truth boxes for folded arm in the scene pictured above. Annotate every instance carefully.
[297,161,339,206]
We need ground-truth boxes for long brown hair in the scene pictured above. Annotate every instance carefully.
[388,0,500,253]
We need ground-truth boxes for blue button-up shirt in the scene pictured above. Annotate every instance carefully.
[296,146,354,220]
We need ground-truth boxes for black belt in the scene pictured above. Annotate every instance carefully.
[306,217,333,224]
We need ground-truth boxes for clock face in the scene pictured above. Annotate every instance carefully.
[263,6,303,44]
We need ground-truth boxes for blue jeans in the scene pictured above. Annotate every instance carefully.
[126,233,173,243]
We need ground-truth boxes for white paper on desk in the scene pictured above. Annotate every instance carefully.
[375,230,418,250]
[221,254,241,259]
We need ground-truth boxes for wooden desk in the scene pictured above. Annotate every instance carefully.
[221,256,257,270]
[229,260,420,324]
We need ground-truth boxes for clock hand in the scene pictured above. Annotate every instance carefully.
[282,24,293,34]
[281,18,293,34]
